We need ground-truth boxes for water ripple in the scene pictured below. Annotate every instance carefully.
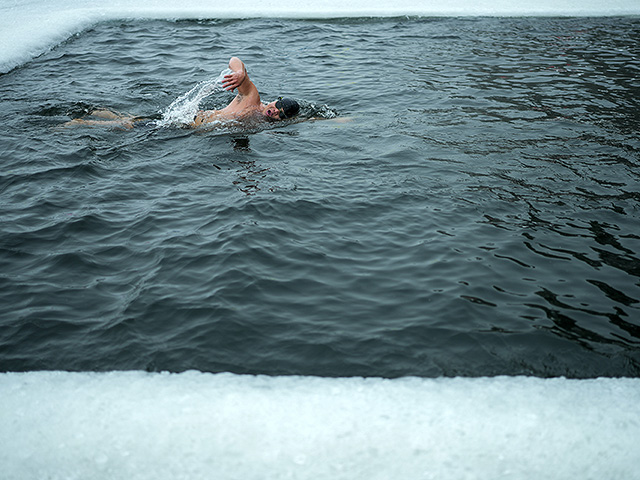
[1,17,639,377]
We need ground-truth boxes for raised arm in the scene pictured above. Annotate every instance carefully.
[222,57,255,96]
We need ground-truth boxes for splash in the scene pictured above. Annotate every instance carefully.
[157,69,232,127]
[306,103,339,119]
[155,70,337,131]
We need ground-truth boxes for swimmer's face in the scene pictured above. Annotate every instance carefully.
[263,101,283,121]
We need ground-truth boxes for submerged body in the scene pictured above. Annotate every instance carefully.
[66,57,299,129]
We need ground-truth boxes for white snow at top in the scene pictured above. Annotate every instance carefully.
[1,0,639,72]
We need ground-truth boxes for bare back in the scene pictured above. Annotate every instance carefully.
[192,57,263,127]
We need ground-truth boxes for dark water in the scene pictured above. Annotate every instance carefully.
[1,17,639,377]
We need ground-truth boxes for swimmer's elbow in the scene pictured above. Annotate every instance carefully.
[229,57,245,72]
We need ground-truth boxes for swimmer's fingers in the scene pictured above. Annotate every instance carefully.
[221,74,235,90]
[222,72,243,91]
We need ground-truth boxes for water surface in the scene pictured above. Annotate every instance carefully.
[1,17,639,377]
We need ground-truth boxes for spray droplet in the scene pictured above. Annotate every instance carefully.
[157,69,232,127]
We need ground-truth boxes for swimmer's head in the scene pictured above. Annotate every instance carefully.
[276,97,300,119]
[264,97,300,120]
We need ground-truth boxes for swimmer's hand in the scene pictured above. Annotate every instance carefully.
[222,70,246,92]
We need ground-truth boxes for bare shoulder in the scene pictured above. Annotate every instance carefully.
[224,91,260,116]
[238,79,261,106]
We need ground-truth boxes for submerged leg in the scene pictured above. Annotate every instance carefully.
[90,109,128,120]
[63,109,137,129]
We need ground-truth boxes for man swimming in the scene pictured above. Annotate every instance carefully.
[192,56,300,126]
[66,56,300,129]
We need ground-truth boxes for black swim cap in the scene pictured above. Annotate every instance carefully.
[275,97,300,119]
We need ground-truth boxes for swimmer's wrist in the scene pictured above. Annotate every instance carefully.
[237,67,247,87]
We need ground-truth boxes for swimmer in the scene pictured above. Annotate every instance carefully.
[192,56,300,126]
[65,57,300,129]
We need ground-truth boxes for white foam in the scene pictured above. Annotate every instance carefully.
[1,371,638,479]
[157,68,230,127]
[1,0,639,73]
